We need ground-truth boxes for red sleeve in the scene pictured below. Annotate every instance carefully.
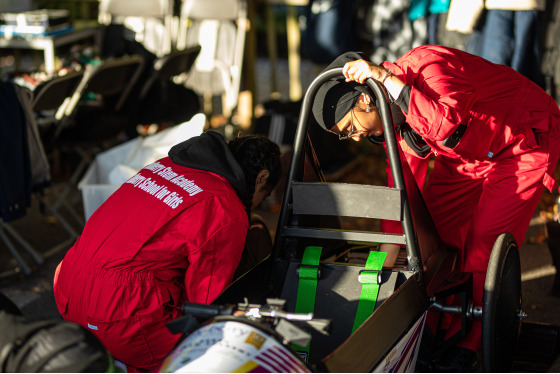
[383,48,477,141]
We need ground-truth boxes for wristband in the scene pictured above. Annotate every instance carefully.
[380,69,392,85]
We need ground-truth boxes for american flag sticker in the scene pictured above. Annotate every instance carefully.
[253,345,309,373]
[374,312,427,373]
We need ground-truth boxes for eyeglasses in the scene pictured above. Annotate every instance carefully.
[337,108,369,140]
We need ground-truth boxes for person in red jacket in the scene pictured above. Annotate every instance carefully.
[312,46,560,371]
[53,131,281,372]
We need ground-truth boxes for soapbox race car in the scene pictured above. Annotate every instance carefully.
[160,68,525,373]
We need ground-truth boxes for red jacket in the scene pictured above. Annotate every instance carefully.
[383,45,560,192]
[53,132,249,370]
[379,46,560,351]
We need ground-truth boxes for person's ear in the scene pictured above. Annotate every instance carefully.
[255,169,270,189]
[359,93,371,106]
[358,93,373,112]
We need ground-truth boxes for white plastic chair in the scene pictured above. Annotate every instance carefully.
[177,0,248,119]
[98,0,174,57]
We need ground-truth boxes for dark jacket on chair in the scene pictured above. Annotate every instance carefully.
[0,82,31,222]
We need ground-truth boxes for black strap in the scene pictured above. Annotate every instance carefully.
[442,123,468,149]
[366,102,407,146]
[367,134,386,145]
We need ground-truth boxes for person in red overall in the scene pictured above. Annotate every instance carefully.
[312,47,560,371]
[53,131,281,372]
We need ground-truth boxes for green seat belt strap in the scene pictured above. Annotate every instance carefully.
[292,246,322,360]
[352,250,387,333]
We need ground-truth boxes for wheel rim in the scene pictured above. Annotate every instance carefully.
[482,232,522,372]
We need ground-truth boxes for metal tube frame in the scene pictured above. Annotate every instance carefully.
[273,68,422,273]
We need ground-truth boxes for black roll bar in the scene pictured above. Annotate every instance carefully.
[273,68,422,273]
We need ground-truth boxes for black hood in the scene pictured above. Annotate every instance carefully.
[168,131,248,201]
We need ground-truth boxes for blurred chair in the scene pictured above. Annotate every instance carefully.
[32,70,84,128]
[176,0,248,121]
[52,55,145,224]
[57,55,145,140]
[98,0,174,57]
[30,71,86,235]
[136,45,202,127]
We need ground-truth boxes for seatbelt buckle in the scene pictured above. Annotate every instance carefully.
[358,270,381,284]
[297,264,321,279]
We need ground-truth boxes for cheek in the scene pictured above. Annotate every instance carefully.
[364,116,384,136]
[374,120,384,135]
[251,189,269,208]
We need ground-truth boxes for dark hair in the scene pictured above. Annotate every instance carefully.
[228,135,282,214]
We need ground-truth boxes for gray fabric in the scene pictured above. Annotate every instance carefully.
[541,0,560,79]
[368,0,428,63]
[14,85,50,191]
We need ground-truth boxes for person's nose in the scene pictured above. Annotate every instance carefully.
[370,128,383,137]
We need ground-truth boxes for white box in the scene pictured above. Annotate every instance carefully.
[79,114,206,221]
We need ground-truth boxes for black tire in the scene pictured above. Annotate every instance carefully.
[481,232,522,372]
